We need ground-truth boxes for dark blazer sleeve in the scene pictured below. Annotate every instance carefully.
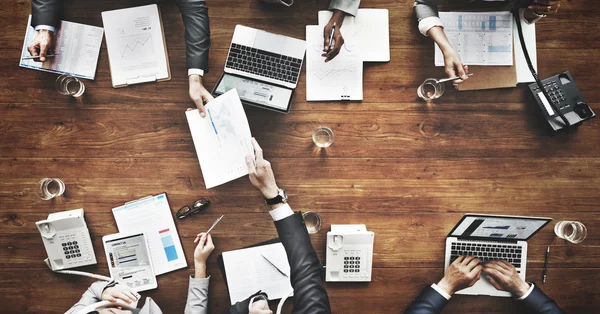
[175,0,210,71]
[520,284,566,314]
[31,0,63,28]
[275,212,331,314]
[222,291,268,314]
[404,285,448,314]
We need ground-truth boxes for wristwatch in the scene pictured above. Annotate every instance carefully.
[265,188,288,205]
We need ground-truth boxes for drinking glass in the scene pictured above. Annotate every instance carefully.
[302,212,322,234]
[417,78,444,101]
[38,178,66,200]
[312,126,334,148]
[55,74,85,97]
[554,221,587,244]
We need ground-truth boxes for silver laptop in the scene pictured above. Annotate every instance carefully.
[445,214,551,297]
[213,25,305,113]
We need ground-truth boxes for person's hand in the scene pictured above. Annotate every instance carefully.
[483,260,530,297]
[249,299,272,314]
[245,138,279,199]
[193,233,215,278]
[27,29,53,62]
[101,283,138,304]
[442,47,469,84]
[437,256,482,295]
[322,10,346,62]
[189,75,214,118]
[525,0,562,20]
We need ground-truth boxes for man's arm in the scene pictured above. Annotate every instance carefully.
[64,281,109,314]
[405,256,482,314]
[328,0,360,16]
[175,0,210,73]
[31,0,62,29]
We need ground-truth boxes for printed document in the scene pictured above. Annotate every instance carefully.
[317,9,390,62]
[306,25,363,101]
[514,18,537,83]
[186,89,253,189]
[102,4,170,87]
[435,12,513,66]
[112,194,187,276]
[222,243,293,304]
[20,15,103,80]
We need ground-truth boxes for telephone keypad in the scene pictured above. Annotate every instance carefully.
[343,255,362,274]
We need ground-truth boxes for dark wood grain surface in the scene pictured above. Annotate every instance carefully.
[1,0,599,313]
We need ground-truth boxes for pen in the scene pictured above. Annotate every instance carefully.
[436,73,474,84]
[542,246,550,283]
[261,254,289,278]
[22,54,58,60]
[205,215,224,234]
[327,22,336,51]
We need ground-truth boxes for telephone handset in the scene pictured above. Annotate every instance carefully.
[325,224,374,282]
[36,208,97,270]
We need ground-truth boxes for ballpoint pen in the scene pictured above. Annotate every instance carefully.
[22,54,58,60]
[328,22,336,51]
[261,254,289,278]
[542,246,550,283]
[436,73,473,84]
[206,215,224,234]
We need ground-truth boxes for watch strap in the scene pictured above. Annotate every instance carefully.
[265,195,283,205]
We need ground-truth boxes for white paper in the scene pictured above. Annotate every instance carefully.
[20,15,103,80]
[112,194,187,276]
[306,25,363,101]
[186,89,252,189]
[435,12,513,66]
[317,9,390,62]
[514,18,537,83]
[222,243,293,304]
[102,4,170,86]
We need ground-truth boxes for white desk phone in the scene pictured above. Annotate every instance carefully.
[37,209,140,314]
[36,208,97,270]
[325,224,374,282]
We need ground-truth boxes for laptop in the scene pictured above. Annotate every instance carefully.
[212,25,306,114]
[445,214,551,297]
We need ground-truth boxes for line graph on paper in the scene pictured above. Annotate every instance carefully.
[311,62,358,81]
[120,34,154,59]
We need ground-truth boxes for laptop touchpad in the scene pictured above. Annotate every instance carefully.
[254,30,284,54]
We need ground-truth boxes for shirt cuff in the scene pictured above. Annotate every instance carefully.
[419,16,444,36]
[431,283,452,300]
[516,283,535,300]
[188,68,205,77]
[35,25,56,33]
[248,294,268,312]
[520,8,542,25]
[269,204,294,221]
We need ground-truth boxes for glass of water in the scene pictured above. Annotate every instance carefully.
[302,212,322,234]
[554,221,587,244]
[417,78,444,101]
[312,126,334,148]
[55,74,85,97]
[38,178,66,200]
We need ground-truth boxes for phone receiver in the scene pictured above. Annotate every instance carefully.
[75,299,139,314]
[574,101,592,119]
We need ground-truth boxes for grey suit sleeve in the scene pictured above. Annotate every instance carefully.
[414,0,441,21]
[328,0,361,16]
[175,0,211,71]
[64,281,110,314]
[31,0,63,28]
[184,275,211,314]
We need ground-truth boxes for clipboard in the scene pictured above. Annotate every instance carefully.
[217,238,281,289]
[102,5,171,88]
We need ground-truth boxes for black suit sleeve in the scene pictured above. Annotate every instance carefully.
[31,0,63,28]
[520,284,565,314]
[404,286,448,314]
[175,0,210,71]
[274,212,331,314]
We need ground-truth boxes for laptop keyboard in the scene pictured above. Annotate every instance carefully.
[226,43,302,84]
[450,241,523,269]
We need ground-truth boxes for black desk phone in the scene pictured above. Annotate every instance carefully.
[528,72,595,131]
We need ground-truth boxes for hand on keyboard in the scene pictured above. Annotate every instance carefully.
[483,260,531,298]
[437,256,482,295]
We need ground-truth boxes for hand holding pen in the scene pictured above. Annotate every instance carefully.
[322,10,347,62]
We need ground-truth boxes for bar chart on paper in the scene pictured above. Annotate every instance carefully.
[159,228,178,262]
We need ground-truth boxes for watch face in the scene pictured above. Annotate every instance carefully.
[279,188,288,203]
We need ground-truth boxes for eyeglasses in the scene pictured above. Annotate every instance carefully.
[176,198,211,219]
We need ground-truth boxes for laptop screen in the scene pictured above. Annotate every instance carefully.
[449,214,551,241]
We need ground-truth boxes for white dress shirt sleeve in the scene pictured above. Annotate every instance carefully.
[430,283,452,300]
[516,283,535,300]
[418,16,444,36]
[269,204,294,221]
[34,25,56,33]
[188,68,205,77]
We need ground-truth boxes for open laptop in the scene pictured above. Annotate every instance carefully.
[212,25,306,114]
[445,214,551,297]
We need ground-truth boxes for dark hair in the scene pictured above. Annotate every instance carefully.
[87,311,100,314]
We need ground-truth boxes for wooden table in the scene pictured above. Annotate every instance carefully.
[1,0,599,313]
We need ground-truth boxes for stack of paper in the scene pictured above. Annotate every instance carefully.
[186,89,253,189]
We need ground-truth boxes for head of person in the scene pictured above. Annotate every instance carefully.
[88,309,133,314]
